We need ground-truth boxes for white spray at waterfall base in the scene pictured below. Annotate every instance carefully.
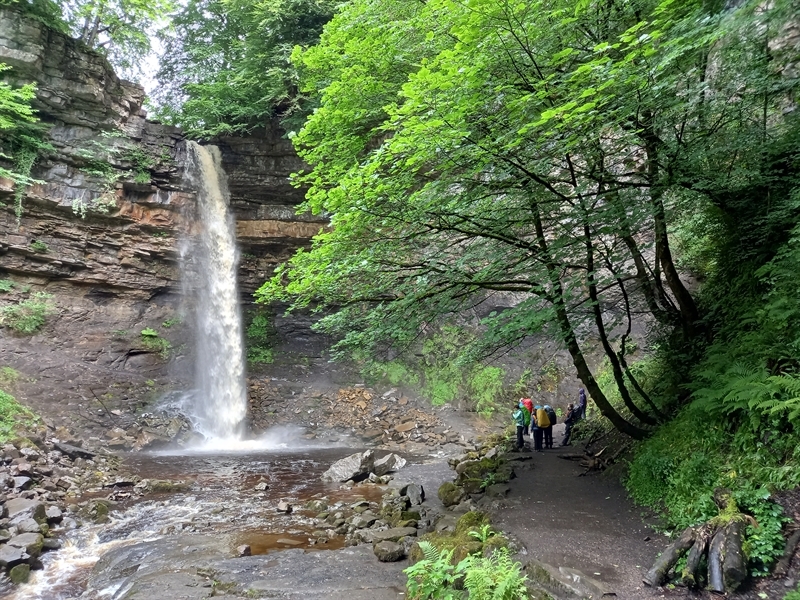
[184,141,247,444]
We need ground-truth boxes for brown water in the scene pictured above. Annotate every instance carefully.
[12,447,386,600]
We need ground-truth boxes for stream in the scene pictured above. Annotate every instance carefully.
[11,444,385,600]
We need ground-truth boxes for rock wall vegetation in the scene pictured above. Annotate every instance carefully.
[0,7,325,435]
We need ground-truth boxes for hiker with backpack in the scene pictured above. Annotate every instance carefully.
[543,404,557,449]
[512,401,526,450]
[520,397,533,435]
[533,404,550,452]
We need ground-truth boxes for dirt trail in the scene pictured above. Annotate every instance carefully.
[492,424,666,599]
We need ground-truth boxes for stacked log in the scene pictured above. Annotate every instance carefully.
[643,488,749,594]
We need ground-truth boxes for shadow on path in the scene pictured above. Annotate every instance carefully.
[492,426,665,599]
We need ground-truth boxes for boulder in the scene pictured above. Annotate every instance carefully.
[320,450,375,482]
[373,541,405,562]
[438,482,466,507]
[133,430,171,452]
[16,518,43,534]
[373,453,407,477]
[45,505,63,523]
[53,441,95,459]
[237,544,251,557]
[276,501,293,514]
[402,483,425,506]
[370,527,418,543]
[0,544,27,568]
[9,563,30,584]
[6,499,46,524]
[7,533,44,558]
[485,484,511,498]
[13,476,32,491]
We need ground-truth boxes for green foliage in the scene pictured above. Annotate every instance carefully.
[161,316,181,328]
[784,583,800,600]
[404,542,528,600]
[626,405,793,574]
[140,327,171,358]
[29,239,47,253]
[151,0,335,137]
[0,366,20,386]
[0,280,14,293]
[0,388,39,443]
[246,311,275,365]
[0,292,55,334]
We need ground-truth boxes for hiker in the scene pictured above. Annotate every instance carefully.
[512,401,526,450]
[562,402,576,446]
[543,404,557,449]
[520,397,534,435]
[520,401,532,437]
[533,404,550,452]
[577,388,587,420]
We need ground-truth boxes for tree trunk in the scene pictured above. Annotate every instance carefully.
[583,222,657,426]
[641,122,700,339]
[532,204,648,440]
[643,526,696,587]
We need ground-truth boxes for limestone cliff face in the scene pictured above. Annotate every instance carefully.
[0,8,324,420]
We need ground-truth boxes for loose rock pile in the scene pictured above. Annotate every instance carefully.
[0,431,145,587]
[303,480,439,563]
[248,384,462,449]
[436,435,533,511]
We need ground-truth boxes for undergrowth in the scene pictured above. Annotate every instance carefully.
[404,541,528,600]
[0,389,39,443]
[246,311,275,365]
[0,292,55,333]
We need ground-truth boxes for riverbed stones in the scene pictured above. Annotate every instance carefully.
[370,527,418,543]
[5,498,46,523]
[8,563,30,584]
[373,540,405,562]
[320,450,375,483]
[0,544,26,568]
[7,533,44,558]
[402,483,425,506]
[373,453,406,476]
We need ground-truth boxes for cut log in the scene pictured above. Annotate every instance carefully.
[721,520,747,593]
[774,529,800,577]
[643,526,696,587]
[708,526,725,593]
[681,527,709,588]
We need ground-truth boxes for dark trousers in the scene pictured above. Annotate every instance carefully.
[562,423,572,445]
[523,424,529,436]
[516,426,524,449]
[533,428,543,451]
[544,426,553,448]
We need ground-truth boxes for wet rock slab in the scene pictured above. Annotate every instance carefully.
[86,535,406,600]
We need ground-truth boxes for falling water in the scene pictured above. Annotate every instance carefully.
[184,141,247,441]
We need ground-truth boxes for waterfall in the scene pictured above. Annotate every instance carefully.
[184,141,247,442]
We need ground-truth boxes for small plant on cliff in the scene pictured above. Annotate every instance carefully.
[246,311,276,365]
[29,239,48,253]
[0,292,55,334]
[0,280,14,293]
[0,389,39,444]
[140,328,171,359]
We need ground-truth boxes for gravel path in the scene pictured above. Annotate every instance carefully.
[492,425,667,599]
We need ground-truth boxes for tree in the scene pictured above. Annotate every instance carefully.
[150,0,336,137]
[260,0,798,437]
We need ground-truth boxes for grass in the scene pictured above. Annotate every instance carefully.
[0,389,39,444]
[0,292,56,334]
[140,328,171,359]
